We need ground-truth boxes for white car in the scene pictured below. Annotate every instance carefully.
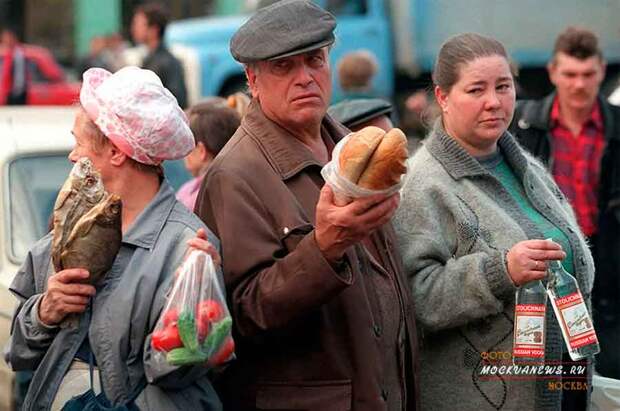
[0,107,191,411]
[0,107,75,411]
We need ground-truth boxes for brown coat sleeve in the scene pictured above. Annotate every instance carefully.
[197,170,353,337]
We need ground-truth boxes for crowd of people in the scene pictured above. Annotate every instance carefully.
[3,0,620,410]
[1,3,188,109]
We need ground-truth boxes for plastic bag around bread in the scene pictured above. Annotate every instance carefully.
[321,130,408,206]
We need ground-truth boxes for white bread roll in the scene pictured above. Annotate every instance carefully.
[338,126,385,184]
[357,128,408,190]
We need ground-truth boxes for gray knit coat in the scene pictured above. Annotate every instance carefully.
[393,124,595,411]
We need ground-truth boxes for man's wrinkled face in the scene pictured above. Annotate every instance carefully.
[548,52,605,113]
[246,48,332,131]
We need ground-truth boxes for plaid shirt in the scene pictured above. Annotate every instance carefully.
[550,97,605,237]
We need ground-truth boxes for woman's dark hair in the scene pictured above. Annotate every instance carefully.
[432,33,511,93]
[187,100,241,155]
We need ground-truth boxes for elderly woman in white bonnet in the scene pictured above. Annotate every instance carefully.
[6,66,223,411]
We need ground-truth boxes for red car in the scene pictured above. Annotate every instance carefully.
[0,45,81,105]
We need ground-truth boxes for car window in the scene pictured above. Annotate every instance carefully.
[26,58,51,83]
[7,154,72,263]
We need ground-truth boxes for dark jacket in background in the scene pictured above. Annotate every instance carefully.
[1,45,28,105]
[510,93,620,380]
[143,44,187,108]
[195,100,419,410]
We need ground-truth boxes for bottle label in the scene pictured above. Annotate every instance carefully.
[513,304,545,358]
[555,292,598,349]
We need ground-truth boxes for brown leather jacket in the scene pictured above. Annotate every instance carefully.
[196,100,419,411]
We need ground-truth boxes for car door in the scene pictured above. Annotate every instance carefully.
[26,56,80,106]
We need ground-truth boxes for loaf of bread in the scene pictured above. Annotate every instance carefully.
[338,126,385,183]
[357,128,408,190]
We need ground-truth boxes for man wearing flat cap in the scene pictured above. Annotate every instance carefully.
[195,1,419,410]
[329,98,422,154]
[328,98,394,132]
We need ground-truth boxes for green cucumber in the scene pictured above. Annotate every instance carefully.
[203,316,233,355]
[166,347,207,366]
[177,311,199,351]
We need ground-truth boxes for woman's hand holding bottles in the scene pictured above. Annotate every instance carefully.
[506,240,566,286]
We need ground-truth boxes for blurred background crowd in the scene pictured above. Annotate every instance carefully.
[3,0,620,140]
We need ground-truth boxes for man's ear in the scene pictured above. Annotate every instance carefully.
[434,85,448,113]
[547,61,557,86]
[196,142,208,161]
[245,66,259,99]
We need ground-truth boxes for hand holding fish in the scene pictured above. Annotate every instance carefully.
[38,268,96,325]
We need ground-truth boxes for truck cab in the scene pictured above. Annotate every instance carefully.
[165,0,392,103]
[167,0,620,103]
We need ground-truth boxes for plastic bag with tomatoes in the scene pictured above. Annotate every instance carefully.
[151,249,235,368]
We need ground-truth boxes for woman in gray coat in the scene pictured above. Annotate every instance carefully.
[394,34,595,411]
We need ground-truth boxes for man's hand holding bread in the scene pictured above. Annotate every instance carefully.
[316,126,408,264]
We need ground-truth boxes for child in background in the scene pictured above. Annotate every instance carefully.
[177,99,241,210]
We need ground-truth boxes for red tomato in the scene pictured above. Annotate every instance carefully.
[151,325,183,352]
[197,300,224,323]
[207,337,235,367]
[162,308,179,327]
[195,300,224,342]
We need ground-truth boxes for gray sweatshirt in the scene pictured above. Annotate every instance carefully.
[6,182,222,411]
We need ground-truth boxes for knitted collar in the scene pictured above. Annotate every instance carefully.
[425,120,530,181]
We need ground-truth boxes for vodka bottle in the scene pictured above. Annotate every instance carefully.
[513,280,547,365]
[547,260,599,360]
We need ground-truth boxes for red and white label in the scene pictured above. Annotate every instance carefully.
[513,304,546,358]
[555,292,598,350]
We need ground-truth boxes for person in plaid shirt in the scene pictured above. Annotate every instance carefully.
[510,26,620,386]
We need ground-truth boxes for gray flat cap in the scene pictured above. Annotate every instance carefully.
[328,98,393,128]
[230,0,336,63]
